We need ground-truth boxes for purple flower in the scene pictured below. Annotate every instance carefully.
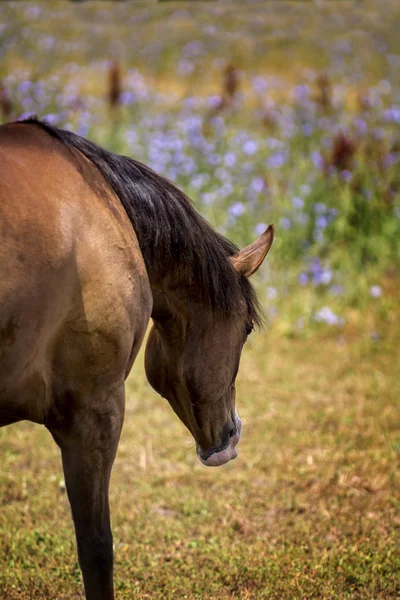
[243,140,258,156]
[311,151,324,170]
[252,76,268,94]
[300,184,311,196]
[298,273,309,285]
[177,59,195,77]
[18,80,32,94]
[341,170,352,182]
[228,202,245,218]
[354,118,367,135]
[302,123,313,136]
[267,151,287,169]
[314,306,344,326]
[208,154,221,166]
[316,215,328,229]
[254,222,267,236]
[266,287,278,299]
[314,202,327,214]
[292,196,304,210]
[250,177,264,193]
[370,285,382,298]
[293,84,310,103]
[182,41,205,59]
[310,258,332,285]
[120,91,136,106]
[224,152,236,168]
[280,217,291,230]
[330,285,343,296]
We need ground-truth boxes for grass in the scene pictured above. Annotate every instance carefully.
[3,0,400,95]
[0,318,399,599]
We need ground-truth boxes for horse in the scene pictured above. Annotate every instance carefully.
[0,118,274,600]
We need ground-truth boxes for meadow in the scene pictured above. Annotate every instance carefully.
[0,1,399,598]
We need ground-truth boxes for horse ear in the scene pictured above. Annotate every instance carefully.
[231,224,274,277]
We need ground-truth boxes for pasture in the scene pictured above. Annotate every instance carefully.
[0,1,399,598]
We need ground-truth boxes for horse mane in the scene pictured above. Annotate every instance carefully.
[19,117,262,325]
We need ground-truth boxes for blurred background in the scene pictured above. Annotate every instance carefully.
[0,2,399,599]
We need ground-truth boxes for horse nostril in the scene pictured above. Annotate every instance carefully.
[229,427,236,439]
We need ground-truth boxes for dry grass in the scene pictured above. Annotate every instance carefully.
[0,319,399,599]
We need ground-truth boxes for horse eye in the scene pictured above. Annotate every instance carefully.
[245,323,254,337]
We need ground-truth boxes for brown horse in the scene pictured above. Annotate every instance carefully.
[0,118,274,599]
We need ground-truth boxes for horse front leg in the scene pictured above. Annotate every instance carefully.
[48,386,125,600]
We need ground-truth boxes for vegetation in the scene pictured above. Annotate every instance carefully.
[0,1,399,598]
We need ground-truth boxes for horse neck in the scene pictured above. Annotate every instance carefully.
[149,274,197,323]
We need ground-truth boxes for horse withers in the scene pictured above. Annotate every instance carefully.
[0,119,274,600]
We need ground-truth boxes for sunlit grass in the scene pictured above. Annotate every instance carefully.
[0,323,399,599]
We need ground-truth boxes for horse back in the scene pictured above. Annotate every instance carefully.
[0,123,152,426]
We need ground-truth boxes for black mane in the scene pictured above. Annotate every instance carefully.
[20,117,262,324]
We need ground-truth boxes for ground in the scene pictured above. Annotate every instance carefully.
[0,321,399,599]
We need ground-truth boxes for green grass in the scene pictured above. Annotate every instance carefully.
[1,319,399,599]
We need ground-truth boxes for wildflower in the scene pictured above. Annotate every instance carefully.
[267,151,287,168]
[310,258,332,286]
[120,91,135,106]
[224,152,236,168]
[250,177,264,193]
[201,192,217,205]
[252,76,268,94]
[383,106,400,124]
[314,306,344,326]
[215,168,230,182]
[254,222,267,236]
[42,113,59,125]
[280,217,291,230]
[302,123,313,136]
[298,273,309,285]
[25,5,42,18]
[182,41,205,59]
[311,151,324,170]
[243,140,258,156]
[292,196,304,210]
[293,84,310,104]
[341,170,352,182]
[177,59,194,77]
[216,183,232,200]
[370,285,382,298]
[266,287,278,299]
[17,80,32,94]
[300,184,311,197]
[207,95,223,109]
[314,202,327,214]
[330,285,343,296]
[208,154,221,166]
[228,202,245,218]
[316,215,328,229]
[354,118,367,135]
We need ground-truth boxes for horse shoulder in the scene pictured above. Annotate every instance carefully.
[51,148,153,393]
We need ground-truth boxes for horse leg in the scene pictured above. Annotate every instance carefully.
[48,386,125,600]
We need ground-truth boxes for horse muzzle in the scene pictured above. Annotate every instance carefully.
[197,413,242,467]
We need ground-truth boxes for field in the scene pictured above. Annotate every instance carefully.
[0,1,400,599]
